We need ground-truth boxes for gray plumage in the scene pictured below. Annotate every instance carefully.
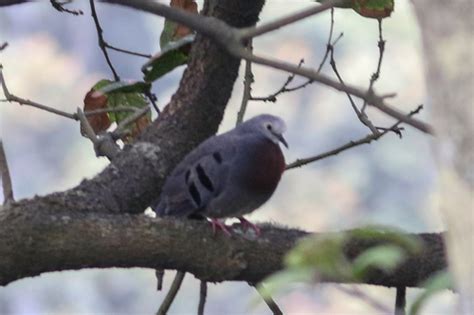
[153,114,287,220]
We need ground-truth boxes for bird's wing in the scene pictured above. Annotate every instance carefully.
[153,133,238,217]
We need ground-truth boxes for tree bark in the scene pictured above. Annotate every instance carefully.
[0,206,446,287]
[412,1,473,312]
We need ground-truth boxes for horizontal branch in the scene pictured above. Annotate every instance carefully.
[0,205,447,288]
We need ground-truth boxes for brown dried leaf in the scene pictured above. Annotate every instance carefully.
[82,89,111,136]
[122,115,152,143]
[170,0,198,39]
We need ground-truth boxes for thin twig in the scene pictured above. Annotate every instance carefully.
[336,285,392,314]
[104,0,433,133]
[236,41,253,125]
[90,0,120,81]
[316,8,336,73]
[250,59,304,103]
[145,91,160,115]
[84,106,137,116]
[328,39,380,135]
[395,286,406,315]
[240,50,432,134]
[77,108,120,160]
[0,140,14,205]
[156,271,186,315]
[197,281,207,315]
[0,65,77,120]
[362,19,385,113]
[156,269,165,291]
[286,105,423,170]
[240,0,346,40]
[50,0,83,15]
[77,108,100,144]
[106,44,151,58]
[246,8,338,103]
[251,283,283,315]
[112,106,150,138]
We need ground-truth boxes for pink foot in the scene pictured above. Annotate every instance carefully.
[210,218,232,237]
[238,217,261,236]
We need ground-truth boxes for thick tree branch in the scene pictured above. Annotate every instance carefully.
[0,206,447,288]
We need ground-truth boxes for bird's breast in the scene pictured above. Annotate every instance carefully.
[242,140,285,195]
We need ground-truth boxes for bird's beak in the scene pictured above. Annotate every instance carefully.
[277,134,289,148]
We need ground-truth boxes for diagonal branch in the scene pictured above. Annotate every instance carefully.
[0,65,77,120]
[0,140,14,205]
[286,105,423,170]
[103,0,433,134]
[90,0,120,81]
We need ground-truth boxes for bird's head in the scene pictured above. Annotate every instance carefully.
[241,114,288,148]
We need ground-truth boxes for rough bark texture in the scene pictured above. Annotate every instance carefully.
[412,1,473,312]
[0,205,446,287]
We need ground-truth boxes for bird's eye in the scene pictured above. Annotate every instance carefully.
[266,124,272,131]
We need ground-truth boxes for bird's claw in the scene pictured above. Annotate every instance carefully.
[238,217,261,236]
[210,218,232,237]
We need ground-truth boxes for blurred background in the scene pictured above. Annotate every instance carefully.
[0,0,456,314]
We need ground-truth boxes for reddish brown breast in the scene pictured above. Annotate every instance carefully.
[244,139,285,194]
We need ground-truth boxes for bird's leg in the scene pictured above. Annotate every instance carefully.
[210,218,232,237]
[238,217,261,236]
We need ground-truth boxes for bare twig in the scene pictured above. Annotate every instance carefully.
[328,39,380,135]
[0,65,77,120]
[251,8,336,103]
[84,106,137,116]
[0,140,14,205]
[90,0,120,81]
[241,51,432,134]
[395,286,406,315]
[336,285,392,314]
[286,105,423,170]
[146,91,160,115]
[240,0,346,40]
[197,281,207,315]
[236,41,253,125]
[156,269,165,291]
[77,108,120,160]
[104,0,432,133]
[50,0,83,15]
[157,271,186,315]
[77,108,100,144]
[0,42,8,51]
[362,19,385,113]
[106,44,151,59]
[252,283,283,315]
[112,106,150,138]
[250,59,304,103]
[316,8,336,73]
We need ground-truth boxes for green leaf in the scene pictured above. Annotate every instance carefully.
[409,271,452,315]
[90,79,151,125]
[350,225,422,254]
[96,80,151,94]
[285,234,353,280]
[160,19,178,49]
[106,92,149,124]
[352,0,394,19]
[142,34,195,82]
[258,268,315,299]
[352,244,405,279]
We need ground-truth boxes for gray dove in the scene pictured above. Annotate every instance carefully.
[153,114,288,236]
